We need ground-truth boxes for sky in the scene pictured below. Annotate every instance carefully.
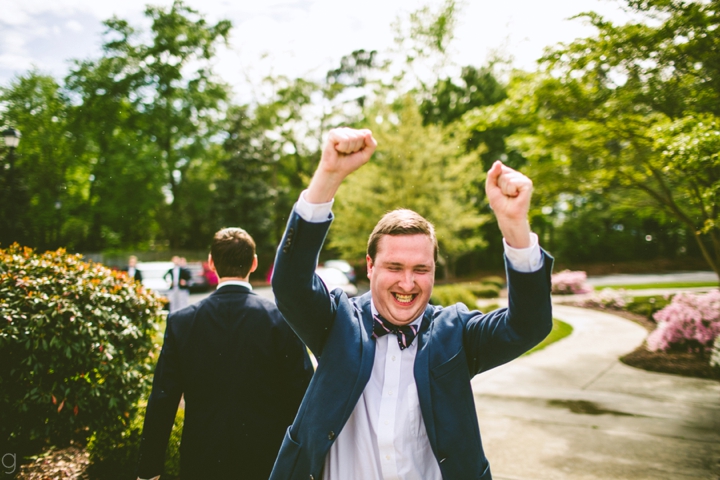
[0,0,638,101]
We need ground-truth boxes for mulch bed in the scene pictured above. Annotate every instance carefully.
[16,445,90,479]
[585,307,720,381]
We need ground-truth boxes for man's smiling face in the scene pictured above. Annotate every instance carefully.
[367,234,435,326]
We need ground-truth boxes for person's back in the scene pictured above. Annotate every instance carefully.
[137,228,313,480]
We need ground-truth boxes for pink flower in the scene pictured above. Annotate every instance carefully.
[647,290,720,352]
[551,270,593,295]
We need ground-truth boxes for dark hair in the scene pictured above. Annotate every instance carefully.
[211,228,256,278]
[367,209,438,262]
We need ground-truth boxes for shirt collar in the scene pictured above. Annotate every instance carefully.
[217,280,253,291]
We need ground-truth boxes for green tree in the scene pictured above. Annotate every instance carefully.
[330,95,487,277]
[464,1,720,279]
[66,0,231,250]
[214,105,279,268]
[0,72,80,250]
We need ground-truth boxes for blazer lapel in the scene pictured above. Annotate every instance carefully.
[357,293,377,384]
[414,306,438,450]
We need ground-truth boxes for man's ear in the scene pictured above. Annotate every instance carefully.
[366,254,373,279]
[208,253,217,273]
[249,255,258,274]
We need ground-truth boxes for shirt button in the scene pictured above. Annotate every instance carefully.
[392,355,396,361]
[385,455,391,460]
[388,390,393,396]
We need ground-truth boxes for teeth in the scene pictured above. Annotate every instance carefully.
[394,293,414,303]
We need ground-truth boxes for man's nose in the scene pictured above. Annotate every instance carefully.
[397,270,414,290]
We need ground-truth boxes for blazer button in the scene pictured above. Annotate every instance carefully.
[283,247,289,253]
[309,476,314,480]
[328,431,335,440]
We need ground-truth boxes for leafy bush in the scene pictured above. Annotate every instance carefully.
[86,404,183,480]
[459,282,500,299]
[431,284,478,307]
[626,294,673,320]
[647,290,720,352]
[551,270,593,295]
[578,288,631,310]
[478,276,505,289]
[0,245,165,453]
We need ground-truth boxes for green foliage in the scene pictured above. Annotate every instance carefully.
[478,276,505,289]
[463,0,720,277]
[86,405,183,480]
[214,105,280,267]
[458,282,500,299]
[626,295,673,320]
[430,284,478,307]
[0,245,165,453]
[0,72,79,250]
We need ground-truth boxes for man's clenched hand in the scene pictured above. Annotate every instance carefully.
[485,160,533,248]
[306,128,377,203]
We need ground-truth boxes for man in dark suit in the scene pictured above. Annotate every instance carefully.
[270,128,553,479]
[124,255,143,283]
[164,256,192,313]
[136,228,314,480]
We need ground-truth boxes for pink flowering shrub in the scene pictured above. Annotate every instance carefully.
[578,288,631,309]
[646,290,720,352]
[551,270,593,295]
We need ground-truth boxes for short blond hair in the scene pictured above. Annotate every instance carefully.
[367,209,438,262]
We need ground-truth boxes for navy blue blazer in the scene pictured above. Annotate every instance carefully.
[137,285,314,480]
[270,208,553,480]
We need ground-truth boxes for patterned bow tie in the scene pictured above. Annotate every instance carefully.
[372,314,419,350]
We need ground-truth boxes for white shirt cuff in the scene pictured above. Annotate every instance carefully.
[503,232,543,273]
[296,190,334,223]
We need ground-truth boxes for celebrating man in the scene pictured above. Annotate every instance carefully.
[270,127,553,479]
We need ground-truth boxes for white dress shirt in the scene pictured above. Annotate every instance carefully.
[296,191,542,479]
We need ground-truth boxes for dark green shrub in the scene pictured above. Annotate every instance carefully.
[460,282,501,299]
[85,404,183,480]
[479,276,505,289]
[431,284,478,307]
[0,245,165,454]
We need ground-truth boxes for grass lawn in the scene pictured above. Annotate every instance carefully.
[597,281,718,290]
[524,318,573,356]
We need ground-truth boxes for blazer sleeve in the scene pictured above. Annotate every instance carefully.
[462,250,554,375]
[136,315,184,478]
[271,206,338,357]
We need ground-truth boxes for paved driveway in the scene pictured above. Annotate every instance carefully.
[473,304,720,480]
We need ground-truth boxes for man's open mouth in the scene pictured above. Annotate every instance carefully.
[393,293,416,304]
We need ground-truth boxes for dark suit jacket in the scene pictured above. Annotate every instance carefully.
[269,208,553,480]
[163,266,192,290]
[123,266,143,282]
[136,285,314,480]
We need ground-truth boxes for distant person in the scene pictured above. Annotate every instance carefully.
[137,228,314,480]
[270,128,553,479]
[124,255,143,283]
[164,256,191,313]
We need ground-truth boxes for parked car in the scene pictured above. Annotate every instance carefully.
[323,259,356,284]
[136,261,174,298]
[316,266,358,297]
